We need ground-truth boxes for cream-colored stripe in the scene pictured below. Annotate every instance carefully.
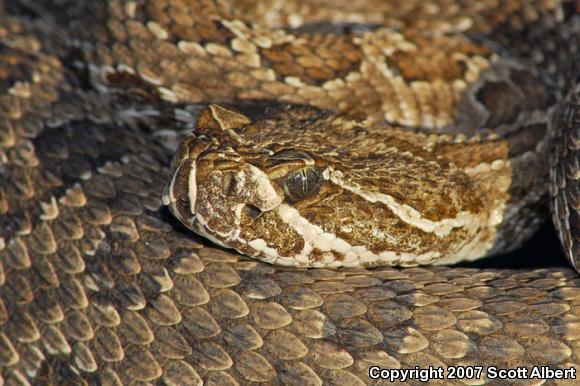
[188,159,197,214]
[276,203,441,266]
[326,169,476,237]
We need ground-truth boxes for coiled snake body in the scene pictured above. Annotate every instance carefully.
[1,0,580,385]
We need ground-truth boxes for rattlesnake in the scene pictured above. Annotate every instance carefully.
[2,0,580,385]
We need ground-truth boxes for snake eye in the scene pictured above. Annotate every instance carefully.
[283,167,324,202]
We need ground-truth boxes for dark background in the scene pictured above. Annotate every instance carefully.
[458,222,569,269]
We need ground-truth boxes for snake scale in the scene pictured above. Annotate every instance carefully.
[2,0,580,385]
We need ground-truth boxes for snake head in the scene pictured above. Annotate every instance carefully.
[164,104,500,268]
[163,105,285,249]
[163,104,348,266]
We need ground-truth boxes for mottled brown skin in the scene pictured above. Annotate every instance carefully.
[1,1,580,385]
[166,103,548,267]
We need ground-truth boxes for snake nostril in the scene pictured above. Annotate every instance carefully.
[241,204,263,224]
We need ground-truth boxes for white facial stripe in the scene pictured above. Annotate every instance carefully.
[233,203,244,225]
[327,169,477,237]
[463,159,507,175]
[276,203,441,265]
[248,238,267,251]
[248,238,281,262]
[161,182,171,206]
[277,204,350,252]
[247,164,283,210]
[188,159,197,214]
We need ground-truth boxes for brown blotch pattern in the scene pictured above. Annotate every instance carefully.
[1,1,580,385]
